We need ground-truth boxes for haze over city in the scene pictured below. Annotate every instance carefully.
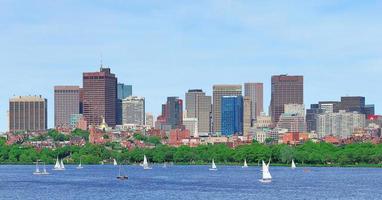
[1,0,382,132]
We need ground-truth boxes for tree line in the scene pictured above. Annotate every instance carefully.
[1,137,382,166]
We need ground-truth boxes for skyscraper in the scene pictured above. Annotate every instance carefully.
[243,96,252,136]
[165,97,183,129]
[185,89,212,135]
[221,96,243,136]
[83,67,117,127]
[244,83,263,121]
[185,89,204,118]
[213,85,242,134]
[54,86,80,128]
[116,83,132,125]
[117,83,132,99]
[122,96,145,125]
[339,96,366,114]
[9,95,47,132]
[270,75,304,123]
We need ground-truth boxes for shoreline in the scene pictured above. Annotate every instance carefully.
[1,162,382,168]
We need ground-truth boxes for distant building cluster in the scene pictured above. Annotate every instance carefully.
[6,67,381,148]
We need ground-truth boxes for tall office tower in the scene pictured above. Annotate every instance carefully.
[145,112,154,128]
[365,104,375,116]
[54,86,80,128]
[116,83,132,125]
[317,110,365,138]
[9,96,47,132]
[122,96,145,125]
[185,89,204,118]
[244,83,263,121]
[340,96,366,114]
[306,104,323,132]
[185,89,212,134]
[83,67,117,127]
[197,95,212,134]
[165,97,183,129]
[221,96,243,136]
[270,75,303,123]
[243,96,252,136]
[213,85,242,134]
[79,88,84,114]
[117,83,132,99]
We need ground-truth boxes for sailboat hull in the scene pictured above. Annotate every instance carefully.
[117,176,128,180]
[259,179,272,183]
[209,168,217,171]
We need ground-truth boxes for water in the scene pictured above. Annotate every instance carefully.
[1,165,381,200]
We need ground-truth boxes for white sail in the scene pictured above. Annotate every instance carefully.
[42,163,49,175]
[77,159,83,169]
[114,159,118,166]
[243,159,248,168]
[262,160,267,172]
[260,160,272,182]
[35,162,40,173]
[211,159,217,169]
[143,155,152,170]
[262,162,272,180]
[60,159,65,170]
[54,157,61,169]
[291,159,296,169]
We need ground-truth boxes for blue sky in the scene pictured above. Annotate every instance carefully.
[0,0,381,131]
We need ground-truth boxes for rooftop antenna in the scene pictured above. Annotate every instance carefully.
[100,53,103,70]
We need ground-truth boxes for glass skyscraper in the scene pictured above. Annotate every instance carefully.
[117,83,132,99]
[221,96,243,136]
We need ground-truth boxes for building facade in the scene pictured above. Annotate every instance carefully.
[317,110,366,138]
[145,112,154,128]
[165,97,184,129]
[244,82,263,121]
[122,96,145,125]
[243,96,252,136]
[213,85,242,134]
[221,96,243,136]
[83,67,117,127]
[117,83,132,99]
[270,75,303,123]
[183,117,198,137]
[185,89,212,135]
[54,86,80,128]
[9,96,47,132]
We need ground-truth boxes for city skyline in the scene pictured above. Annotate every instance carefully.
[1,1,382,131]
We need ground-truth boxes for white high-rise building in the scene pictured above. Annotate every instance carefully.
[122,96,145,126]
[183,117,198,137]
[317,110,365,138]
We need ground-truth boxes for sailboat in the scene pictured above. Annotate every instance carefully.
[77,158,83,169]
[142,155,152,170]
[116,164,128,180]
[33,161,42,175]
[242,159,248,168]
[60,159,65,170]
[291,159,296,169]
[259,160,272,183]
[113,159,118,166]
[41,162,50,175]
[209,159,217,171]
[53,157,64,171]
[162,162,167,168]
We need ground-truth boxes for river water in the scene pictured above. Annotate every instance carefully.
[0,165,381,200]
